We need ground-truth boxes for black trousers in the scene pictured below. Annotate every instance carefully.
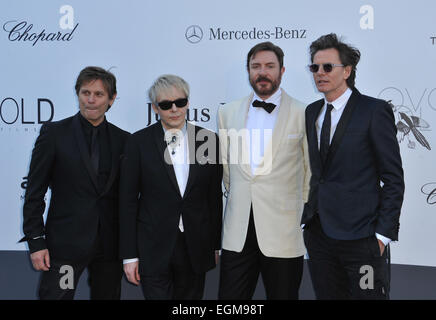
[303,216,390,300]
[140,230,205,300]
[218,209,303,300]
[38,236,123,300]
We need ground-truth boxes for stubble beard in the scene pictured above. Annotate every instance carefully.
[249,75,281,98]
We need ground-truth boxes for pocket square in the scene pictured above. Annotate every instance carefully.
[287,133,303,139]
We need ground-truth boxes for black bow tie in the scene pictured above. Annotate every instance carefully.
[252,100,276,113]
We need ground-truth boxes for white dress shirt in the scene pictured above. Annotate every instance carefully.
[166,126,190,232]
[246,88,281,174]
[123,124,190,265]
[315,88,391,247]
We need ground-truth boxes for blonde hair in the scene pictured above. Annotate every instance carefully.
[148,74,190,105]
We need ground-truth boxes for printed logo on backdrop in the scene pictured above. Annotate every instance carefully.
[378,87,432,150]
[185,25,203,44]
[20,177,47,202]
[185,25,307,43]
[0,97,54,134]
[146,102,212,127]
[421,182,436,205]
[2,5,78,46]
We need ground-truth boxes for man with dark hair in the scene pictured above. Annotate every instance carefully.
[217,42,310,299]
[75,66,117,105]
[302,33,404,299]
[21,66,129,299]
[246,41,285,70]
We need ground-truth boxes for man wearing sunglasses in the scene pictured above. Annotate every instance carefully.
[301,33,404,299]
[217,42,310,299]
[119,74,223,299]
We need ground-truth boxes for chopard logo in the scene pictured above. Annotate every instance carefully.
[3,5,79,46]
[3,20,79,46]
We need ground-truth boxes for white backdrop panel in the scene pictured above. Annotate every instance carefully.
[1,0,434,267]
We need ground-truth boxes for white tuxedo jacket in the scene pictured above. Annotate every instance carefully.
[217,89,310,258]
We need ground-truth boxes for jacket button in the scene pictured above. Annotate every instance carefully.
[319,179,324,184]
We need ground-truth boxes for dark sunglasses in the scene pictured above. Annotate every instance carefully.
[308,63,345,73]
[157,98,188,110]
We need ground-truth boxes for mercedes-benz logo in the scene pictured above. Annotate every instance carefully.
[185,25,203,44]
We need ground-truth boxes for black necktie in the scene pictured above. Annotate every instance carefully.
[90,127,99,173]
[252,100,276,113]
[320,103,334,164]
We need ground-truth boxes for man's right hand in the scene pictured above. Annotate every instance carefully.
[30,249,50,271]
[124,261,140,285]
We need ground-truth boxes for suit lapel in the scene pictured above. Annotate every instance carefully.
[235,94,253,178]
[254,90,289,176]
[72,113,100,193]
[102,123,120,195]
[183,123,199,199]
[153,121,181,197]
[308,100,324,172]
[323,88,361,173]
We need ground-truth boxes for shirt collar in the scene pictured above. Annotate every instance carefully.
[324,87,352,110]
[252,88,282,107]
[78,112,107,130]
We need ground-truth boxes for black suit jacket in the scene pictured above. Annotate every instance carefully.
[21,112,129,261]
[301,88,405,241]
[119,121,223,276]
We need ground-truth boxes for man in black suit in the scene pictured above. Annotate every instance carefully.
[119,74,223,300]
[301,34,405,299]
[21,66,129,299]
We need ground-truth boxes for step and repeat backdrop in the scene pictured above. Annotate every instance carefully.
[1,0,435,267]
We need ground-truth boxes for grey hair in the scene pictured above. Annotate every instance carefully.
[148,74,190,105]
